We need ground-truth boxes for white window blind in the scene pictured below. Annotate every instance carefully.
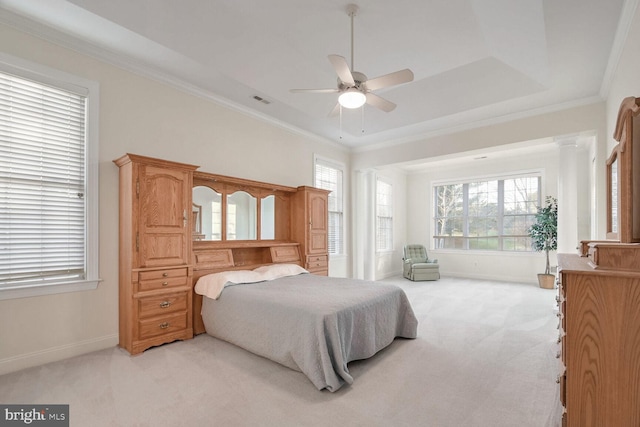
[0,70,87,289]
[315,159,344,255]
[376,179,393,251]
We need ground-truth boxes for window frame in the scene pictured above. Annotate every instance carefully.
[432,171,542,252]
[314,156,345,256]
[0,52,100,300]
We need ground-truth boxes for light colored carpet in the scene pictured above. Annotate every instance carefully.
[0,276,561,426]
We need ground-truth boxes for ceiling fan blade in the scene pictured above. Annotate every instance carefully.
[366,93,396,112]
[328,54,355,86]
[290,88,339,93]
[365,69,414,91]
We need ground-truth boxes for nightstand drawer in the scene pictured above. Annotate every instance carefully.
[138,292,188,318]
[138,267,188,281]
[306,255,328,270]
[138,312,188,340]
[138,268,189,292]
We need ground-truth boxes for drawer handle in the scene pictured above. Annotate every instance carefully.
[162,272,169,277]
[159,322,169,329]
[160,301,171,308]
[556,375,561,384]
[162,281,169,286]
[556,351,561,359]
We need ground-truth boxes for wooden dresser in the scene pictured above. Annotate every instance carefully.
[557,251,640,426]
[291,186,330,275]
[553,96,640,426]
[114,154,198,355]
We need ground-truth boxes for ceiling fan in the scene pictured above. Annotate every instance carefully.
[290,4,414,114]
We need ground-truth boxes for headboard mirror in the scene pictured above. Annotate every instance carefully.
[192,171,296,242]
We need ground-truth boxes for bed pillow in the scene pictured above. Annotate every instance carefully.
[253,263,308,280]
[195,270,264,300]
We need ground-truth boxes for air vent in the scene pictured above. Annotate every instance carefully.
[252,95,272,105]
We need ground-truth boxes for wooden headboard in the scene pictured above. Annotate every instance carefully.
[190,171,329,335]
[191,241,303,334]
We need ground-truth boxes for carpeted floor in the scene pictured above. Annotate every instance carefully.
[0,276,561,426]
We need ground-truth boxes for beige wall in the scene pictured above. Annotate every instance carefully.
[0,23,349,375]
[606,3,640,151]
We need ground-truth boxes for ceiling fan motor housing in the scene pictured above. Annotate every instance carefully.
[338,71,367,91]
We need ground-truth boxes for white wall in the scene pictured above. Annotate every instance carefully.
[0,23,349,375]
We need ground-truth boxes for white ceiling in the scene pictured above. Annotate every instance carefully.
[0,0,628,149]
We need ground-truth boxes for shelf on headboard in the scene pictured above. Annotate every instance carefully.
[192,241,301,272]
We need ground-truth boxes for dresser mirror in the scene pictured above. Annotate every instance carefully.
[606,148,619,239]
[610,96,640,243]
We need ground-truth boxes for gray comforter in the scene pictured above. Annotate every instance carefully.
[201,273,418,392]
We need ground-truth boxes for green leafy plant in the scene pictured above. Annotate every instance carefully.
[528,196,558,275]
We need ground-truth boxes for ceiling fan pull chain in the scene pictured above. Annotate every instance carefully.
[361,105,365,134]
[339,104,343,140]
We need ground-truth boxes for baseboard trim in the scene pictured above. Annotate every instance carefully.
[440,271,538,285]
[0,334,119,376]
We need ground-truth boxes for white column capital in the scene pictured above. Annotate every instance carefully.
[554,134,580,148]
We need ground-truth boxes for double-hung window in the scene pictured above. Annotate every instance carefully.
[314,157,344,255]
[376,178,393,252]
[433,174,541,251]
[0,54,100,299]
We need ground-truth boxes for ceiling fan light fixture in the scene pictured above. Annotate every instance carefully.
[338,88,366,109]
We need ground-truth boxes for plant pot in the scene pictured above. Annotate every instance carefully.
[537,273,555,289]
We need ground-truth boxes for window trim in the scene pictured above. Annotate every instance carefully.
[314,155,345,257]
[431,170,544,253]
[0,52,101,300]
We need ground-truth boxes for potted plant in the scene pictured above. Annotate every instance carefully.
[528,196,558,289]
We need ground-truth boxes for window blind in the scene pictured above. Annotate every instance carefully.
[315,160,343,255]
[376,179,393,251]
[0,71,87,288]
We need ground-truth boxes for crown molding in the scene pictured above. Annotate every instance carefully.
[600,0,639,98]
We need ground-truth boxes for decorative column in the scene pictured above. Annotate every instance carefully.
[352,169,376,280]
[556,135,579,253]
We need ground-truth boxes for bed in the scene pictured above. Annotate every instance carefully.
[194,264,418,392]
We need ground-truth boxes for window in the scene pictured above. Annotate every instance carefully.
[315,158,344,255]
[0,54,99,299]
[376,178,393,251]
[433,175,540,251]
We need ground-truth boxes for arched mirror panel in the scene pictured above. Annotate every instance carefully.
[261,195,275,240]
[192,186,222,241]
[227,191,257,240]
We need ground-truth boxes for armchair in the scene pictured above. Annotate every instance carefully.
[403,244,440,281]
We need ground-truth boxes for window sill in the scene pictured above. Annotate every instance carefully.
[0,279,102,301]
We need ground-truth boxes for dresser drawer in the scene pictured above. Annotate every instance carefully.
[138,312,188,340]
[138,292,188,318]
[138,268,189,292]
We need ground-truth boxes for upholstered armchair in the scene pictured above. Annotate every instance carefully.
[403,244,440,281]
